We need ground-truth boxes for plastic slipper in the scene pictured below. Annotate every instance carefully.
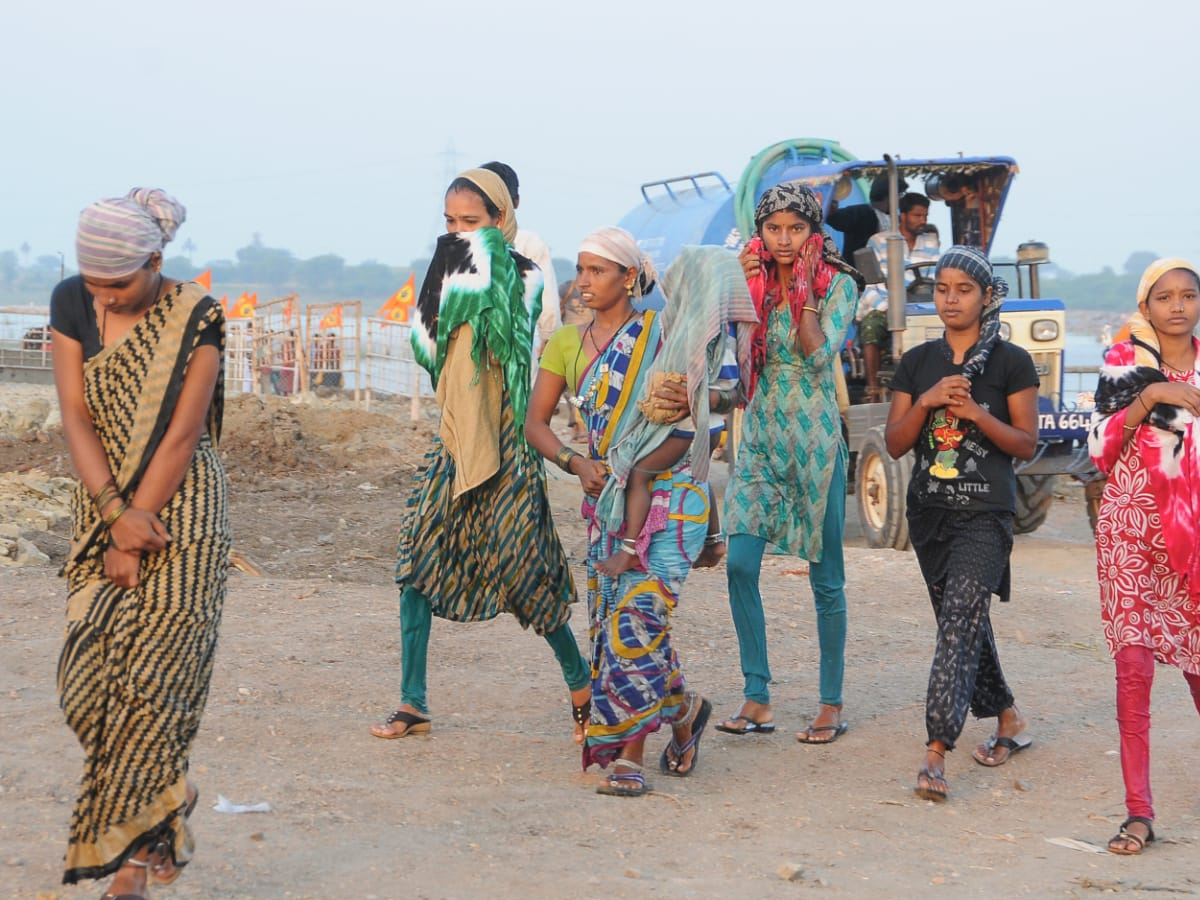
[370,709,431,739]
[915,767,948,802]
[797,721,849,744]
[715,715,776,735]
[1108,816,1155,855]
[660,697,712,777]
[596,759,651,797]
[972,732,1031,766]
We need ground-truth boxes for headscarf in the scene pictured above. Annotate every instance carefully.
[743,181,862,398]
[934,245,1009,381]
[455,168,518,244]
[1090,257,1200,586]
[75,188,186,278]
[1124,257,1200,368]
[577,226,658,302]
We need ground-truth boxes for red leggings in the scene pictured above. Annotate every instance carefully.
[1114,645,1200,820]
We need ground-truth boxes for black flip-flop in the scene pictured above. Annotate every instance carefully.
[797,721,849,744]
[715,715,776,735]
[972,733,1032,766]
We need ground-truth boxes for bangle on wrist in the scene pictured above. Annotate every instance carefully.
[93,482,121,511]
[712,390,737,415]
[102,501,128,528]
[1123,423,1138,432]
[802,305,820,315]
[554,446,581,472]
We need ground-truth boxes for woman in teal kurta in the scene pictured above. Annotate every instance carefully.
[718,181,862,743]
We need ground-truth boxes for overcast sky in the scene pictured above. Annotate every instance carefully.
[3,0,1196,280]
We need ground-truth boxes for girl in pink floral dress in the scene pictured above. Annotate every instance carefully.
[1089,258,1200,855]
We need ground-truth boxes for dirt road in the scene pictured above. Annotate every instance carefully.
[2,389,1197,899]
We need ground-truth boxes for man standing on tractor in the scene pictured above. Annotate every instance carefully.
[857,192,941,401]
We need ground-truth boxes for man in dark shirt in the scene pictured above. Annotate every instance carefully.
[826,174,908,259]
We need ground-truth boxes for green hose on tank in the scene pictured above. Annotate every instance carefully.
[733,138,860,240]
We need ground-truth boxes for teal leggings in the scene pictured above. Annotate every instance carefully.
[726,452,847,707]
[399,586,590,715]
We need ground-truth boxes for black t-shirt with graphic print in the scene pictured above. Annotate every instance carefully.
[891,338,1040,514]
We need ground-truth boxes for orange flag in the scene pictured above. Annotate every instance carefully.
[283,296,295,325]
[219,295,228,313]
[195,269,213,291]
[319,305,343,330]
[228,292,258,320]
[377,273,416,323]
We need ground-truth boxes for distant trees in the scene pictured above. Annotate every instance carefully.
[0,250,17,285]
[2,241,1157,312]
[1123,251,1158,276]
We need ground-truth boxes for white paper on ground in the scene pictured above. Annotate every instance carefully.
[212,794,272,814]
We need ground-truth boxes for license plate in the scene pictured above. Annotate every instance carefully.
[1039,411,1091,432]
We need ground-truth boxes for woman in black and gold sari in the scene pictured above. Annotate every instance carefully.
[50,188,229,898]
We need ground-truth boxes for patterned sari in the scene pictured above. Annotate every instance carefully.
[58,282,230,884]
[576,311,710,768]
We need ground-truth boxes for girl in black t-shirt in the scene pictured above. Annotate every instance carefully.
[884,246,1039,803]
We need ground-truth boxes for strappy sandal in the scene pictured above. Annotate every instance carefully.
[1108,816,1155,855]
[571,694,591,745]
[370,709,431,739]
[148,830,185,886]
[914,748,948,802]
[596,759,650,797]
[660,694,712,777]
[183,783,199,818]
[100,856,149,899]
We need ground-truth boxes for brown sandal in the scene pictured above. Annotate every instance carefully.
[1108,816,1155,855]
[370,709,431,739]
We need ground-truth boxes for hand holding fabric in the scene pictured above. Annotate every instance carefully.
[104,545,142,589]
[109,506,170,553]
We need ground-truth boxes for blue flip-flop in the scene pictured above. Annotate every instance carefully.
[660,697,712,776]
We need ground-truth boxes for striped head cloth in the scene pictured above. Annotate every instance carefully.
[76,188,187,278]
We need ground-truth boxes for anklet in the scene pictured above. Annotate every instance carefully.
[618,537,638,555]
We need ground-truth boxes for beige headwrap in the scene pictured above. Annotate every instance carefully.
[455,168,517,244]
[1127,257,1200,367]
[577,226,658,301]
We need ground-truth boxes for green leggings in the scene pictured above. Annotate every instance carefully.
[399,586,590,715]
[726,452,848,707]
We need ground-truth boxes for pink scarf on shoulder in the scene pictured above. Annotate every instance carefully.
[743,232,835,401]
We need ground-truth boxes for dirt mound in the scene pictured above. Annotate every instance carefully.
[0,386,441,573]
[220,393,437,479]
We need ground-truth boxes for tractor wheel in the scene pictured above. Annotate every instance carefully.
[1013,474,1057,535]
[856,426,911,550]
